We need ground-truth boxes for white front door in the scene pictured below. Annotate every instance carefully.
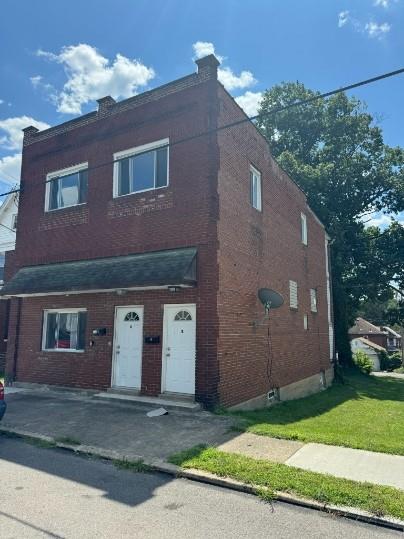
[112,306,144,389]
[162,304,196,395]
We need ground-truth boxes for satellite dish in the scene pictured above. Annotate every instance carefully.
[258,288,284,313]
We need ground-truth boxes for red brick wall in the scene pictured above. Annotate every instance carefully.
[349,333,387,349]
[6,69,333,408]
[216,86,331,407]
[7,289,210,395]
[6,77,221,407]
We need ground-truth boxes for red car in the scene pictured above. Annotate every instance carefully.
[0,381,6,420]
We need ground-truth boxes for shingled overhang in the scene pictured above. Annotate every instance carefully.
[1,248,197,297]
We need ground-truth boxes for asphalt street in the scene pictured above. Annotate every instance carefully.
[0,436,401,539]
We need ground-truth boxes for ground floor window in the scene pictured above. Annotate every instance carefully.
[42,309,87,352]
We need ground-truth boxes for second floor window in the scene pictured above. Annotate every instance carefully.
[310,288,318,312]
[250,165,262,211]
[46,163,88,211]
[114,139,169,197]
[301,212,308,245]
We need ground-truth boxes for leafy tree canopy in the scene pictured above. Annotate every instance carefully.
[257,82,404,361]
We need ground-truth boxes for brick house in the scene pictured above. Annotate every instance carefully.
[2,55,334,409]
[348,318,388,349]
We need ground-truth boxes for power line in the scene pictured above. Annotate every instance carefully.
[0,65,403,194]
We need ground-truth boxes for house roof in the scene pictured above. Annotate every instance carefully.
[348,317,386,336]
[0,191,18,220]
[354,337,387,352]
[1,247,197,297]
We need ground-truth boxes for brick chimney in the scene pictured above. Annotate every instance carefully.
[97,96,116,116]
[22,126,39,146]
[195,54,220,80]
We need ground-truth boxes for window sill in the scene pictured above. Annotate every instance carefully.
[42,349,85,353]
[113,185,168,200]
[289,306,298,312]
[44,202,87,214]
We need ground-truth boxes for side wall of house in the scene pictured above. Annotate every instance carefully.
[216,86,332,408]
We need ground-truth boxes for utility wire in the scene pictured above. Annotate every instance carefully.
[0,65,403,195]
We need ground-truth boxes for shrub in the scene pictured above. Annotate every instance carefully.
[352,350,373,374]
[379,350,402,372]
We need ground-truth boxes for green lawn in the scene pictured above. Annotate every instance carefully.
[170,446,404,521]
[230,371,404,455]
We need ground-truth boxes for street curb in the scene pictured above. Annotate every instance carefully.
[1,425,403,533]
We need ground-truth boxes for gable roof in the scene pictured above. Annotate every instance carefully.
[355,337,387,352]
[349,317,386,336]
[382,326,402,338]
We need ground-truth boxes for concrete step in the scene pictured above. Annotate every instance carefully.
[93,391,201,411]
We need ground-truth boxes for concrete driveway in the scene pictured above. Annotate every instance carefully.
[1,389,234,461]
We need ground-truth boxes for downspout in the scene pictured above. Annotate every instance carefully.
[7,297,22,385]
[325,234,336,364]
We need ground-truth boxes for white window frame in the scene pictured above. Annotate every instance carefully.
[11,214,17,230]
[42,308,87,353]
[289,280,298,309]
[45,162,88,212]
[303,314,309,330]
[250,165,262,212]
[301,212,308,245]
[310,288,318,313]
[113,138,169,198]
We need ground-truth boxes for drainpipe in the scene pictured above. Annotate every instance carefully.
[7,297,22,386]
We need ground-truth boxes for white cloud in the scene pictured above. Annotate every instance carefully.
[0,116,50,185]
[0,116,50,150]
[33,43,155,114]
[235,91,263,116]
[192,41,223,62]
[365,21,391,38]
[338,11,391,39]
[192,41,256,92]
[364,211,404,229]
[374,0,397,7]
[218,67,256,91]
[0,154,22,185]
[0,99,4,105]
[338,11,350,27]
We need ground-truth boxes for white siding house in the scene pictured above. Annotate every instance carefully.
[0,192,18,283]
[351,337,385,371]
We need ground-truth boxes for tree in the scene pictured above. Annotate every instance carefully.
[257,82,404,363]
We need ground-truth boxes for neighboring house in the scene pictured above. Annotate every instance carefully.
[348,317,388,349]
[2,55,334,409]
[0,192,18,372]
[382,326,402,353]
[350,337,385,371]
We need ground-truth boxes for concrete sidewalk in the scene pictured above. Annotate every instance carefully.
[1,388,233,461]
[2,387,404,492]
[217,432,404,491]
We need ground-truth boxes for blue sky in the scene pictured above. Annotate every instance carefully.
[0,0,403,227]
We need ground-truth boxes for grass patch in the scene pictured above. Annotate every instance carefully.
[230,371,404,455]
[112,458,152,473]
[169,445,404,521]
[55,436,81,446]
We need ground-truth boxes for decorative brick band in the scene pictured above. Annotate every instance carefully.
[38,207,89,230]
[108,192,174,219]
